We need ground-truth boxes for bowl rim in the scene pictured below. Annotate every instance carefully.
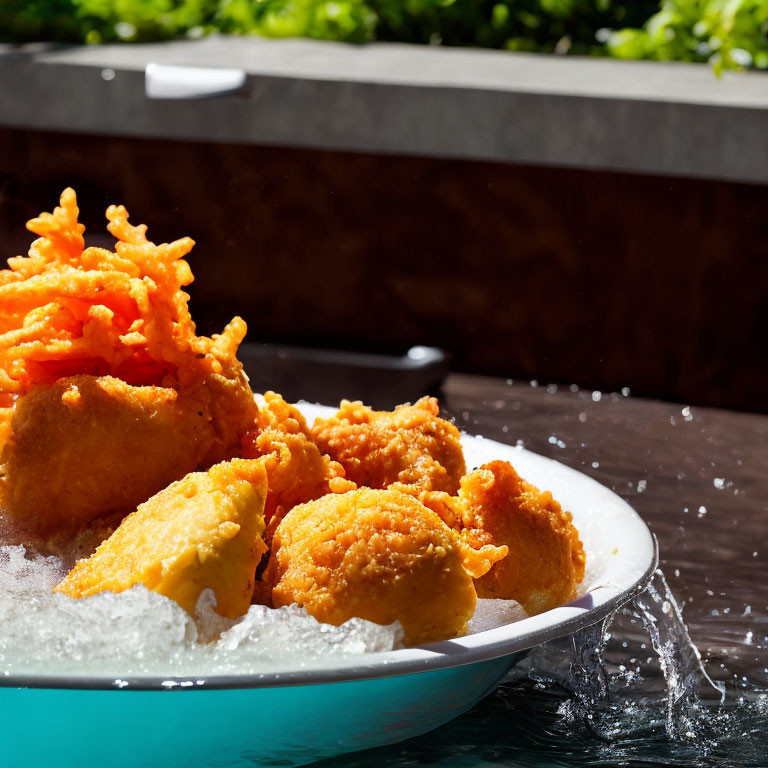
[0,406,658,692]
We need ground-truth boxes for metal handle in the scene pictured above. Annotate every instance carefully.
[145,62,246,99]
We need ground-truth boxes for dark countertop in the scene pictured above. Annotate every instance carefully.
[321,372,768,767]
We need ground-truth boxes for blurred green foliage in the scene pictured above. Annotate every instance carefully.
[607,0,768,72]
[1,0,766,71]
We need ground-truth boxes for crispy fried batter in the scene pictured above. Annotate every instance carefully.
[310,396,466,494]
[0,375,217,540]
[266,488,479,645]
[0,189,257,539]
[241,391,354,550]
[418,490,509,578]
[0,189,247,396]
[457,460,586,615]
[55,459,268,619]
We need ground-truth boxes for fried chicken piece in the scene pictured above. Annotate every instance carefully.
[0,375,220,540]
[266,488,488,645]
[55,459,268,619]
[241,391,354,550]
[0,189,257,542]
[456,460,586,615]
[310,397,466,495]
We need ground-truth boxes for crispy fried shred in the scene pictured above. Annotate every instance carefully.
[0,188,247,399]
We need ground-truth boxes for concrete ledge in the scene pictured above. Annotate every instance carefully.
[1,36,767,183]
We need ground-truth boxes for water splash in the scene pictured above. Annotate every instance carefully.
[511,569,757,763]
[319,570,767,768]
[632,571,725,738]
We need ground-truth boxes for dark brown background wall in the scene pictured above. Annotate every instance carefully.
[1,128,766,412]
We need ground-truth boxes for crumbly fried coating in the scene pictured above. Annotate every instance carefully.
[0,189,257,540]
[55,459,268,619]
[0,375,219,540]
[241,392,355,551]
[0,189,249,397]
[457,460,586,615]
[266,488,479,645]
[251,389,313,437]
[310,396,466,494]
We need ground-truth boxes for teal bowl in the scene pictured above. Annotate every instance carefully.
[0,420,657,766]
[0,654,523,768]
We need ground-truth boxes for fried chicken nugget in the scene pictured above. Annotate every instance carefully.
[266,488,483,645]
[310,397,466,494]
[458,460,586,615]
[0,375,217,540]
[55,458,268,619]
[241,391,354,549]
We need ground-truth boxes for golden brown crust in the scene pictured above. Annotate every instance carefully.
[266,488,478,645]
[310,396,466,495]
[0,375,217,539]
[241,392,355,550]
[0,190,589,633]
[459,460,586,614]
[55,458,268,619]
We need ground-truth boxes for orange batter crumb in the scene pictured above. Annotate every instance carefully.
[311,396,466,494]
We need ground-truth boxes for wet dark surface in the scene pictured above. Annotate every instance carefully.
[318,373,768,767]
